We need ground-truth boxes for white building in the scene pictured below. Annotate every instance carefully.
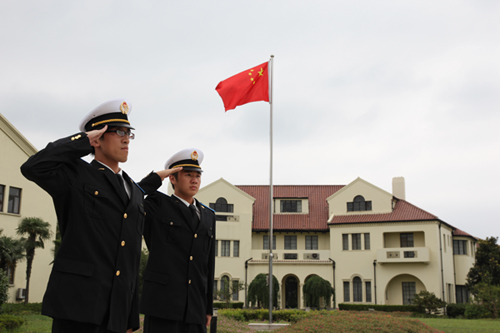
[196,177,477,308]
[0,113,58,303]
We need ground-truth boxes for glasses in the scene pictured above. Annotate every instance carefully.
[106,129,135,140]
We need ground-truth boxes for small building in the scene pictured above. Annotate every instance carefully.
[0,113,57,303]
[196,177,477,308]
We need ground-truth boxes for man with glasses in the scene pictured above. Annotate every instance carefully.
[21,99,179,333]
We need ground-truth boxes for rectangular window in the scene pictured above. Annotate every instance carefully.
[305,235,318,250]
[353,278,362,302]
[366,282,372,303]
[213,280,218,300]
[215,240,218,257]
[8,187,22,214]
[284,235,297,250]
[402,282,416,305]
[0,184,5,212]
[284,253,297,259]
[453,240,467,255]
[342,234,349,251]
[456,285,469,304]
[364,233,370,250]
[280,200,302,213]
[352,234,361,250]
[232,280,239,301]
[343,281,350,302]
[263,235,276,250]
[233,240,240,257]
[221,240,231,257]
[400,233,414,248]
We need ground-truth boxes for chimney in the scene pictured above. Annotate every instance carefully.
[392,177,406,200]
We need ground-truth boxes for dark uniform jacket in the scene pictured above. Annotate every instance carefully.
[20,132,161,333]
[140,192,216,325]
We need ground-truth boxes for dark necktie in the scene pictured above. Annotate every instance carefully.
[190,204,200,229]
[116,174,128,202]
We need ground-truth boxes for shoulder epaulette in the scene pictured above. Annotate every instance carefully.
[199,201,215,213]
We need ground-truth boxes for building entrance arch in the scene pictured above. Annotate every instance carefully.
[284,275,299,309]
[384,274,426,305]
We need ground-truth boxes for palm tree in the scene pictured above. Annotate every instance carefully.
[0,231,26,280]
[16,217,52,304]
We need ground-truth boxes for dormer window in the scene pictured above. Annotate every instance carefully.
[280,200,302,213]
[347,195,372,212]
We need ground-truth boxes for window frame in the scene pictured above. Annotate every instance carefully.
[305,235,318,250]
[284,235,297,250]
[0,184,5,212]
[7,186,22,214]
[400,233,414,248]
[352,234,361,250]
[453,240,468,255]
[280,199,302,213]
[221,240,231,257]
[353,277,362,302]
[263,235,276,250]
[233,240,240,257]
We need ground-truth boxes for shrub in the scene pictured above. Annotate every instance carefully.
[0,270,9,311]
[412,290,446,314]
[338,303,418,312]
[447,303,466,318]
[0,314,25,330]
[465,303,491,319]
[218,308,307,322]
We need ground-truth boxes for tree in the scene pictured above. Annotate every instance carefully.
[303,275,334,309]
[466,237,500,289]
[412,290,446,314]
[0,230,26,274]
[470,282,500,319]
[248,273,280,308]
[16,217,52,304]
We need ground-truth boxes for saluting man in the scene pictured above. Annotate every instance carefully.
[141,149,216,333]
[21,99,178,333]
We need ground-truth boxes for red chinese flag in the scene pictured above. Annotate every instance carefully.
[215,62,269,111]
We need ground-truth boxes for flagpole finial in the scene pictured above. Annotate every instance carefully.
[270,54,274,58]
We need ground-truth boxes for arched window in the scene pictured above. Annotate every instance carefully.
[353,277,362,302]
[347,195,372,212]
[220,275,230,300]
[209,197,234,221]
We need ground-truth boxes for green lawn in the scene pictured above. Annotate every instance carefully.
[5,313,500,333]
[418,318,500,333]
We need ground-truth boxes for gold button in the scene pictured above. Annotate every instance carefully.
[170,222,173,225]
[194,234,198,238]
[116,270,120,276]
[121,241,125,246]
[144,212,147,216]
[123,213,128,218]
[71,137,75,141]
[188,280,191,284]
[94,191,99,195]
[190,256,193,260]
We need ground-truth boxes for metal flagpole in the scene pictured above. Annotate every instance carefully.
[268,54,274,324]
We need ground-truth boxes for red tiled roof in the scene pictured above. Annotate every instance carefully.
[330,199,438,224]
[453,228,477,239]
[236,185,344,231]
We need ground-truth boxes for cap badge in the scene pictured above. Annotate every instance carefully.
[191,151,199,161]
[120,101,129,114]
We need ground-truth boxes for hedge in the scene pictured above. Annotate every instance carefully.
[0,314,25,330]
[1,302,43,315]
[213,302,244,309]
[338,303,419,312]
[218,309,308,323]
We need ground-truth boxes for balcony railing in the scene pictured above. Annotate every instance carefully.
[376,247,430,264]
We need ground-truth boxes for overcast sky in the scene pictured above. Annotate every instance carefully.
[1,1,499,240]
